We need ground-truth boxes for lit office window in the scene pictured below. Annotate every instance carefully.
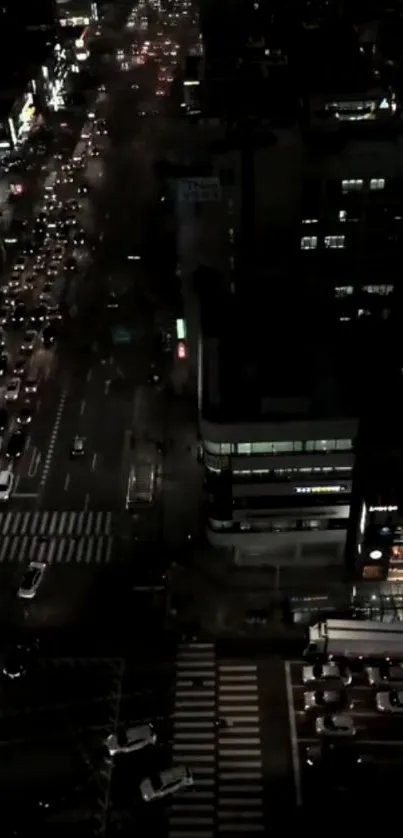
[363,285,393,295]
[325,235,345,249]
[305,439,352,453]
[339,210,347,222]
[370,178,385,191]
[342,179,363,193]
[301,236,318,250]
[301,218,318,225]
[335,286,353,296]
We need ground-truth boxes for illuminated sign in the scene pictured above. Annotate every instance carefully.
[359,502,367,535]
[369,505,398,512]
[60,16,90,26]
[176,318,186,340]
[294,485,347,495]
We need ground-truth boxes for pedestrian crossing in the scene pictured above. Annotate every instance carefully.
[0,510,112,537]
[0,534,113,564]
[169,642,265,838]
[0,511,114,565]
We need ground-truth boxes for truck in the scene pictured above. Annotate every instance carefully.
[125,462,156,510]
[304,618,403,662]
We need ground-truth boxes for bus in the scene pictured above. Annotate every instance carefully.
[305,618,403,661]
[72,140,87,165]
[44,171,57,194]
[125,463,156,510]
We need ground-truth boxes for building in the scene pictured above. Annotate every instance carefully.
[199,283,364,568]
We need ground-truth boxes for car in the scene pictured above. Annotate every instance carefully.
[20,330,37,352]
[78,184,88,195]
[0,330,5,351]
[43,324,56,348]
[0,353,8,376]
[12,302,26,325]
[5,377,21,401]
[16,405,34,425]
[106,724,157,757]
[107,292,119,309]
[0,469,13,501]
[302,662,351,686]
[8,275,21,290]
[52,246,64,261]
[315,714,356,738]
[47,304,62,322]
[366,663,403,687]
[304,690,350,712]
[13,357,26,376]
[2,644,30,680]
[13,257,26,272]
[73,232,86,246]
[30,305,47,325]
[17,561,47,600]
[46,263,59,277]
[65,257,77,272]
[0,408,9,431]
[376,690,403,713]
[6,429,25,459]
[70,436,85,457]
[140,765,193,803]
[24,377,38,394]
[0,307,8,325]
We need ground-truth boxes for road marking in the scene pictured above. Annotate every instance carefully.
[285,660,302,807]
[84,493,90,511]
[64,473,70,491]
[80,399,86,415]
[39,391,67,490]
[87,368,92,381]
[28,449,41,478]
[91,453,97,471]
[104,380,110,395]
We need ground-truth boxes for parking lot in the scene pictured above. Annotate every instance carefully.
[0,649,176,835]
[286,658,403,805]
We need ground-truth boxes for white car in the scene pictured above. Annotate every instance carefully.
[140,765,193,803]
[302,662,351,686]
[376,690,403,713]
[304,690,348,711]
[106,724,156,756]
[315,714,356,738]
[366,664,403,687]
[0,469,13,501]
[5,377,21,401]
[17,561,47,600]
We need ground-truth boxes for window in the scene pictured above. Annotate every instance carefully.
[363,285,393,295]
[370,178,385,191]
[252,442,273,454]
[335,286,353,297]
[237,443,252,454]
[272,441,294,454]
[204,441,233,455]
[338,210,347,222]
[302,218,318,225]
[342,179,363,193]
[324,235,345,249]
[301,236,318,250]
[335,439,353,451]
[305,439,352,453]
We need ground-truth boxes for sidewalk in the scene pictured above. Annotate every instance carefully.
[161,390,203,546]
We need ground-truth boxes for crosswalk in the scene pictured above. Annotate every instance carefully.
[169,642,265,838]
[0,511,114,565]
[0,510,112,537]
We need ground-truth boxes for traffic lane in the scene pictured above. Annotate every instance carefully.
[63,381,136,508]
[9,564,101,632]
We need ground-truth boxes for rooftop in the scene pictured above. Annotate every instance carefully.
[201,284,397,425]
